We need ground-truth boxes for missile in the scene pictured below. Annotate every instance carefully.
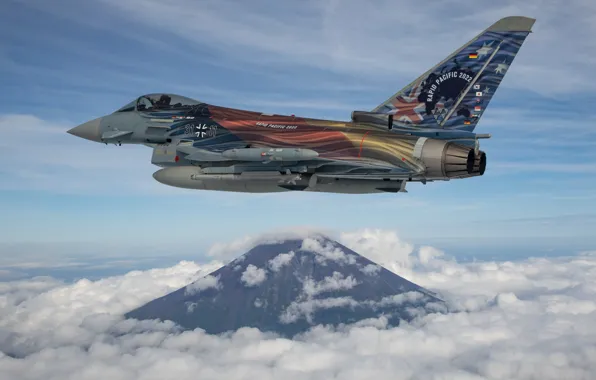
[221,148,318,162]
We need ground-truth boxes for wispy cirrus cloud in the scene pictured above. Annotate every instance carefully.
[76,0,596,97]
[11,0,596,99]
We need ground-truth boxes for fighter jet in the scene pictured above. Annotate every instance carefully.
[68,16,535,194]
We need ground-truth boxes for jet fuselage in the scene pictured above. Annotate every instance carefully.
[67,16,535,194]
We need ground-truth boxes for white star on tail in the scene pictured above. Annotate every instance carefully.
[495,60,509,75]
[476,41,494,58]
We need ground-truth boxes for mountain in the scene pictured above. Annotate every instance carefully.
[126,236,445,337]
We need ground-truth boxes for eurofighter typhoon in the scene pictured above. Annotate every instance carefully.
[68,16,535,194]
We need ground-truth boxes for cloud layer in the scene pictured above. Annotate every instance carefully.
[1,230,596,379]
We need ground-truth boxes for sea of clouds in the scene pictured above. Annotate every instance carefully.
[1,229,595,379]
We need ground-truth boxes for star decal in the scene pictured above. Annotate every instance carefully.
[476,41,494,58]
[495,60,509,75]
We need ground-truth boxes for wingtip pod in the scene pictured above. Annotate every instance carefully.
[487,16,536,32]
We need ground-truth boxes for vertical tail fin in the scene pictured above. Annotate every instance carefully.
[372,16,535,132]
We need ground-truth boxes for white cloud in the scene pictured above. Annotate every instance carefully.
[0,260,222,357]
[376,292,425,307]
[302,272,359,297]
[360,264,381,276]
[185,274,221,295]
[0,277,64,318]
[241,265,267,287]
[207,229,410,268]
[207,228,334,261]
[417,246,445,265]
[268,251,295,272]
[280,297,359,324]
[2,230,596,379]
[339,229,414,270]
[207,235,260,261]
[281,289,434,325]
[284,264,416,325]
[301,237,356,265]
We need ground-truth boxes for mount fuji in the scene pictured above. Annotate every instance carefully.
[126,236,445,337]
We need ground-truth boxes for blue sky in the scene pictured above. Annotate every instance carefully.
[1,0,595,263]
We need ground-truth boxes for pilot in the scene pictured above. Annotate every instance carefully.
[155,94,172,109]
[137,96,155,111]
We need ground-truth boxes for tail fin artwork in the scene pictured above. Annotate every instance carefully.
[372,16,535,132]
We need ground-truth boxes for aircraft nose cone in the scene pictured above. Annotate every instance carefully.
[67,117,102,142]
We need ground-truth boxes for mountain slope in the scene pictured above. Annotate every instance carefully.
[126,236,445,337]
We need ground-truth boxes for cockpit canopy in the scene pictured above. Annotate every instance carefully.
[114,94,201,113]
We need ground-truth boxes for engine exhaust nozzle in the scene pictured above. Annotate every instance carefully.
[467,149,475,174]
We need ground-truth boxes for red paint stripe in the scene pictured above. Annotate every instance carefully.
[358,131,370,158]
